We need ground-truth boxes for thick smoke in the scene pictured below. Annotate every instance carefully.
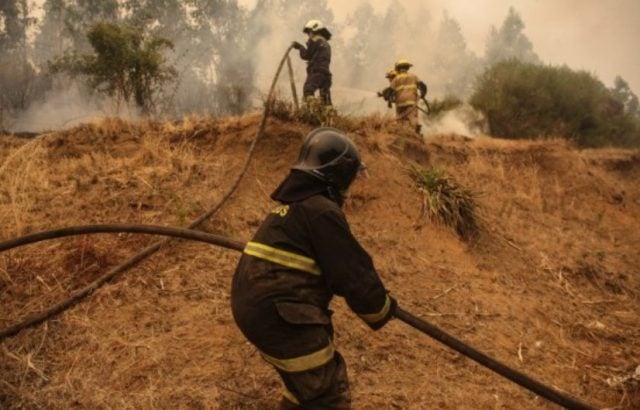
[4,0,638,137]
[251,1,486,136]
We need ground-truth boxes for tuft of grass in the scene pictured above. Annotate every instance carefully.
[298,97,336,127]
[411,165,479,241]
[267,97,296,122]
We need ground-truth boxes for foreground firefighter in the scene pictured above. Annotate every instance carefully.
[390,59,427,134]
[231,128,396,409]
[292,20,333,107]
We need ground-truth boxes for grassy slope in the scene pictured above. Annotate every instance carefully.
[1,114,638,409]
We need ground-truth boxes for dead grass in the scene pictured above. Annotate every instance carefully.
[1,115,639,409]
[410,164,479,241]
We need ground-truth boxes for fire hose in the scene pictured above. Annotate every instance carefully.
[0,224,595,409]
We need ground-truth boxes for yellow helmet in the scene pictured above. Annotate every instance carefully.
[395,59,413,70]
[385,68,397,79]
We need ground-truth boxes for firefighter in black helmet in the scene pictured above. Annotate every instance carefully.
[231,128,396,409]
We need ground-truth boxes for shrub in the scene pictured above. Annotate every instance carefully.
[411,165,479,241]
[50,22,176,115]
[470,59,640,147]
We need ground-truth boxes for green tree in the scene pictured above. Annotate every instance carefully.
[485,7,539,66]
[342,2,382,88]
[50,21,177,114]
[0,0,38,119]
[64,0,120,52]
[430,12,480,98]
[611,76,639,118]
[186,0,254,114]
[470,60,640,147]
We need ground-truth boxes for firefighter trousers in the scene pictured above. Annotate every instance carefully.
[278,351,351,409]
[303,71,333,106]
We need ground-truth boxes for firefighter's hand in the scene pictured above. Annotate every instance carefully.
[291,41,303,50]
[418,82,428,98]
[369,295,397,331]
[376,91,383,97]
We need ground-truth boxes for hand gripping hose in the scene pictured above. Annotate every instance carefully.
[0,224,595,409]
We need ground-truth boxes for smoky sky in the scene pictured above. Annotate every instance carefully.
[245,0,640,93]
[11,0,639,132]
[346,0,640,92]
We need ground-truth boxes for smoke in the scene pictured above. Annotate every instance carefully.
[9,0,638,133]
[248,0,487,135]
[422,104,488,138]
[7,82,138,133]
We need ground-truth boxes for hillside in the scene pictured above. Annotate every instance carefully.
[1,114,639,409]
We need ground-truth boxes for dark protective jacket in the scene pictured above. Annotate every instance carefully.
[231,171,393,372]
[298,35,332,75]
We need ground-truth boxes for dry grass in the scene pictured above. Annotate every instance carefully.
[1,115,639,409]
[410,164,479,241]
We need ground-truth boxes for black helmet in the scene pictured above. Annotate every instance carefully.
[292,128,364,194]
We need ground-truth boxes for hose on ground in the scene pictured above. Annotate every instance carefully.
[0,224,595,409]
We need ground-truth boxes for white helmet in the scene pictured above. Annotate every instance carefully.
[303,19,324,34]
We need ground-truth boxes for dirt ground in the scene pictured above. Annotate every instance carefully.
[1,113,638,409]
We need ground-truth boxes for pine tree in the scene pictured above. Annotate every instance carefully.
[342,2,381,88]
[187,0,254,114]
[430,12,480,98]
[0,0,37,115]
[485,7,539,66]
[611,76,639,118]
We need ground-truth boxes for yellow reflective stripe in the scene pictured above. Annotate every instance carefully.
[397,100,417,108]
[358,295,391,323]
[261,343,335,372]
[396,84,417,91]
[283,388,300,405]
[244,241,321,275]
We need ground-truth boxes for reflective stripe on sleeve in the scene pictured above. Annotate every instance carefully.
[396,100,417,108]
[358,294,391,323]
[283,388,301,405]
[244,241,321,275]
[396,84,417,91]
[261,342,335,373]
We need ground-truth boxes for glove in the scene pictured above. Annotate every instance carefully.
[368,295,397,331]
[377,91,383,97]
[418,81,427,98]
[291,41,303,50]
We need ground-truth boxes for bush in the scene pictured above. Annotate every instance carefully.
[411,165,479,241]
[470,59,640,147]
[50,22,176,115]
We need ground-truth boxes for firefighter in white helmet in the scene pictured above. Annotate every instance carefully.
[292,20,333,106]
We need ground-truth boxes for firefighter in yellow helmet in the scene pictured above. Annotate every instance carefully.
[377,68,397,108]
[390,59,427,134]
[231,128,396,409]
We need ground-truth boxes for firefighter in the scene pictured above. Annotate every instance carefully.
[377,68,397,108]
[390,59,427,134]
[292,20,333,107]
[231,128,396,409]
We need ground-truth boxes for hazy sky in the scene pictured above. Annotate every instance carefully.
[241,0,640,93]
